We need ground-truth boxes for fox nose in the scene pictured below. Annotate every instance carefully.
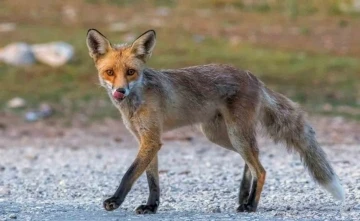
[116,88,126,94]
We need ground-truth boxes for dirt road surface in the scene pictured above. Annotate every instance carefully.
[0,117,359,220]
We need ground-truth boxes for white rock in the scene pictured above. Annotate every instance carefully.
[31,42,74,67]
[0,22,16,32]
[0,42,35,66]
[7,97,26,108]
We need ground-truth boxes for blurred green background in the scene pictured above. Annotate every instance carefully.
[1,0,359,123]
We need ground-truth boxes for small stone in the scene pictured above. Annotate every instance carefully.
[38,103,53,118]
[114,137,122,143]
[168,197,176,203]
[7,97,26,108]
[25,111,40,122]
[9,214,17,219]
[178,170,190,175]
[59,180,66,186]
[159,169,169,174]
[21,167,32,174]
[264,207,274,211]
[212,206,221,213]
[25,154,38,161]
[0,22,16,32]
[0,186,11,196]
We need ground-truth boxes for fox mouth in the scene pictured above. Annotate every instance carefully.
[113,91,126,101]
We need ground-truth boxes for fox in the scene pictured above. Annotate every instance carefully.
[86,29,345,214]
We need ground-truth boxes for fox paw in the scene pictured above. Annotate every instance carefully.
[135,204,158,214]
[103,197,121,211]
[236,204,256,213]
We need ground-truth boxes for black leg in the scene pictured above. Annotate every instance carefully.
[135,155,160,214]
[237,164,253,212]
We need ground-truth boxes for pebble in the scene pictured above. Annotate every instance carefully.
[9,214,17,219]
[0,43,35,66]
[0,22,16,32]
[7,97,26,109]
[24,103,53,122]
[212,206,221,213]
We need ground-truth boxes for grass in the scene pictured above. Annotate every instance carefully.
[0,1,359,121]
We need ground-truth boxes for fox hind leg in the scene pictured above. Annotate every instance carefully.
[201,115,262,212]
[223,114,266,212]
[237,164,253,212]
[233,133,265,212]
[236,152,265,212]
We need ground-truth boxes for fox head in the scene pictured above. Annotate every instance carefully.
[86,29,156,102]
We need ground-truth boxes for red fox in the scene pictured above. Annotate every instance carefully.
[86,29,344,214]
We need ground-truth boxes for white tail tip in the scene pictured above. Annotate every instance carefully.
[323,177,345,201]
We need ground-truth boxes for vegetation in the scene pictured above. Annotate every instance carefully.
[1,0,359,120]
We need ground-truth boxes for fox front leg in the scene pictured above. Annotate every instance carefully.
[103,130,161,212]
[135,155,160,214]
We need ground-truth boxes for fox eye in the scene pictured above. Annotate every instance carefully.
[127,69,136,76]
[106,70,114,76]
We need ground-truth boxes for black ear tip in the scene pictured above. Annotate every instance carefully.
[87,29,95,36]
[86,28,95,36]
[147,30,156,37]
[87,28,102,36]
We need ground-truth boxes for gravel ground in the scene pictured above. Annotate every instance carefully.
[0,120,359,221]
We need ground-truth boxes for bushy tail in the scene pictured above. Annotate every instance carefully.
[259,87,345,200]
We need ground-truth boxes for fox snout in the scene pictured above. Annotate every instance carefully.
[113,88,126,100]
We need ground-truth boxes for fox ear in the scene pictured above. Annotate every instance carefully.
[86,29,111,59]
[131,30,156,61]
